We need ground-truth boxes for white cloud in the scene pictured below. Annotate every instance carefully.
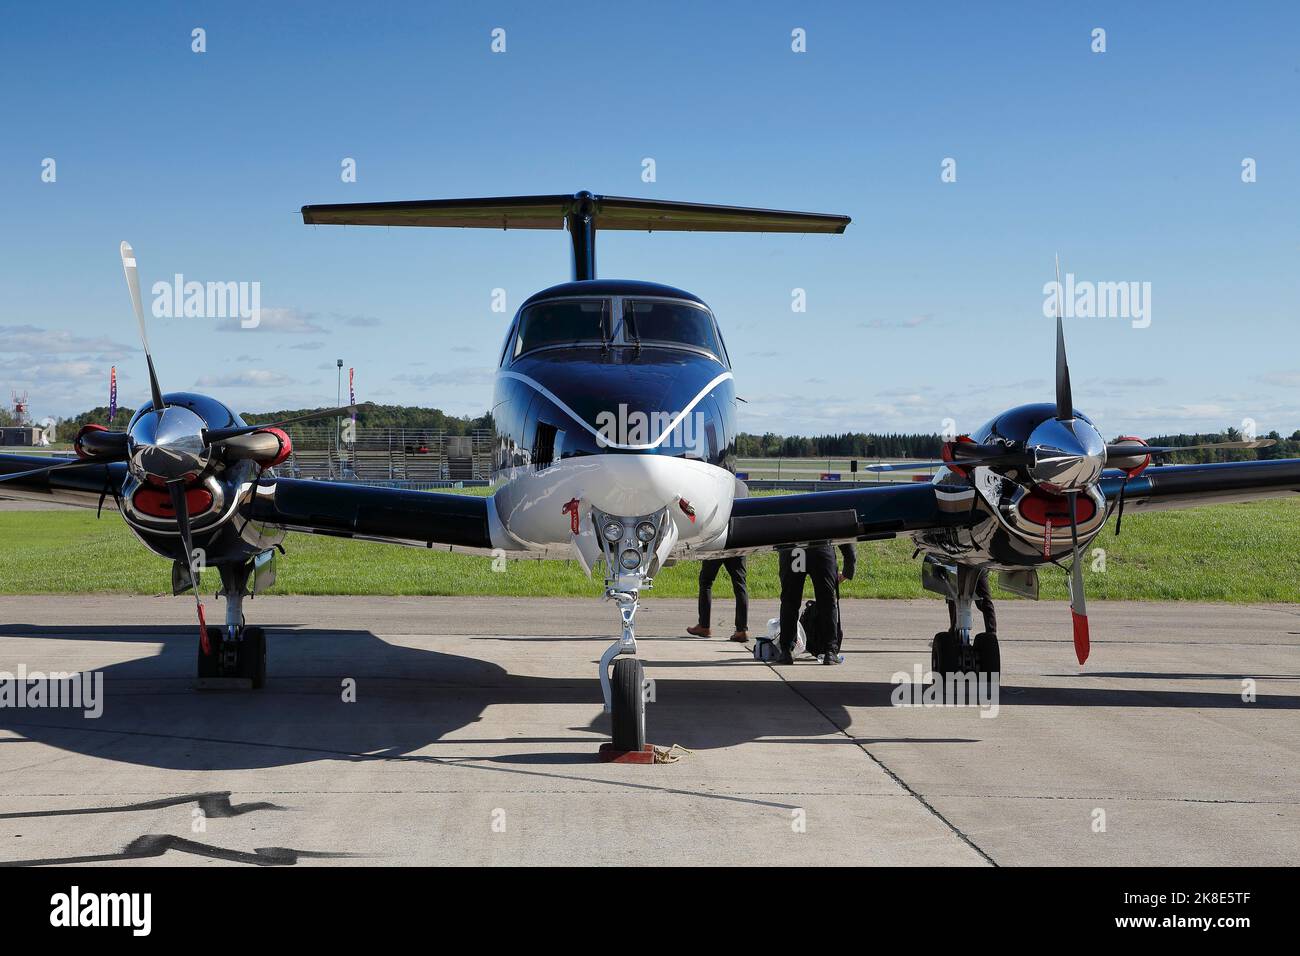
[0,324,134,357]
[194,369,297,388]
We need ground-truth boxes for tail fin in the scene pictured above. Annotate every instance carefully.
[302,190,850,280]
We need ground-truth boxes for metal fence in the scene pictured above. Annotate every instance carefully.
[280,426,495,482]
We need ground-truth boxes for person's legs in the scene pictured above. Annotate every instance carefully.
[725,556,749,634]
[691,559,722,635]
[777,549,806,656]
[808,547,840,657]
[974,570,997,634]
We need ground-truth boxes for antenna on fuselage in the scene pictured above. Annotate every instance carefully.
[301,191,850,282]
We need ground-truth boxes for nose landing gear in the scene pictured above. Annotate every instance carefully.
[589,506,672,758]
[195,557,271,689]
[601,590,646,753]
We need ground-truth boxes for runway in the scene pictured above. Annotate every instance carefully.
[0,595,1297,866]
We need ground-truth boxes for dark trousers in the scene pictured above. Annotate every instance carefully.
[697,557,748,631]
[946,570,997,634]
[778,546,841,655]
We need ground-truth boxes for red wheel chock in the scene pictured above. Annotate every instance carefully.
[598,743,655,764]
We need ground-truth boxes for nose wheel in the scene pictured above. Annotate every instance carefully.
[197,625,266,688]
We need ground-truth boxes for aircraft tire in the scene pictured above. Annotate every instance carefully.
[973,631,1000,683]
[198,626,224,679]
[240,626,267,689]
[610,657,646,753]
[932,630,961,699]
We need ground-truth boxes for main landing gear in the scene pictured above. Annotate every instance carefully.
[195,557,271,688]
[930,564,999,699]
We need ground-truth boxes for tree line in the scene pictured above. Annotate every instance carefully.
[27,405,1300,464]
[44,404,493,443]
[735,428,1300,464]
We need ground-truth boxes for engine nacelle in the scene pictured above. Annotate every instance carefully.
[1107,435,1152,477]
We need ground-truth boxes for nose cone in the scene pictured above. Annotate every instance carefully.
[129,405,211,480]
[1027,418,1105,492]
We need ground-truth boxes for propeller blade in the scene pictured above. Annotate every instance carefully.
[865,451,1034,473]
[864,461,945,472]
[1066,490,1090,666]
[203,404,363,444]
[1108,439,1276,458]
[1054,254,1073,420]
[0,459,102,483]
[168,481,210,656]
[120,241,166,414]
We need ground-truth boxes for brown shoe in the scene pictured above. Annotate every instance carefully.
[729,630,750,642]
[686,625,712,638]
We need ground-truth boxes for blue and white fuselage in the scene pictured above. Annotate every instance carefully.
[485,279,742,574]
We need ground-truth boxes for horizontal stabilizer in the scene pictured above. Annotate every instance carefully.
[302,192,850,234]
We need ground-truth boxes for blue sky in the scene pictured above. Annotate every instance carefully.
[1,1,1297,438]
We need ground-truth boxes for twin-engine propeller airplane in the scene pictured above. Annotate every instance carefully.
[4,192,1300,753]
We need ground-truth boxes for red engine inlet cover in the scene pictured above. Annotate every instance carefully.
[1018,489,1096,526]
[132,486,214,519]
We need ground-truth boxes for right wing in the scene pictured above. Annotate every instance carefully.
[707,481,977,555]
[1100,459,1300,512]
[0,453,126,510]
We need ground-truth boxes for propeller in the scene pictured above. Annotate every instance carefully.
[1054,254,1073,421]
[1105,439,1274,459]
[204,404,361,444]
[0,458,105,484]
[121,241,166,415]
[1065,491,1089,666]
[168,480,210,654]
[1052,258,1087,663]
[865,442,1036,473]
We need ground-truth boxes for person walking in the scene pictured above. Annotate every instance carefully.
[686,556,750,641]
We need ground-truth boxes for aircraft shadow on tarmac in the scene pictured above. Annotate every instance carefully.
[1,624,1297,772]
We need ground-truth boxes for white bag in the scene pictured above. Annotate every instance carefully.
[753,616,805,661]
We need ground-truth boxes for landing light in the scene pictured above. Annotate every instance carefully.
[602,521,624,543]
[619,548,642,571]
[635,520,657,543]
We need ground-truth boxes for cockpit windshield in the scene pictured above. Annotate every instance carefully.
[515,299,610,357]
[622,300,721,356]
[510,295,724,361]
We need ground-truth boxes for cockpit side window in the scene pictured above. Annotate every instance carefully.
[514,299,610,358]
[622,299,721,358]
[498,318,517,367]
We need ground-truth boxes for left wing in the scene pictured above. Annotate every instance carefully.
[1100,458,1300,512]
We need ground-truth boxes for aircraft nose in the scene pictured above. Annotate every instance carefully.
[1027,418,1105,492]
